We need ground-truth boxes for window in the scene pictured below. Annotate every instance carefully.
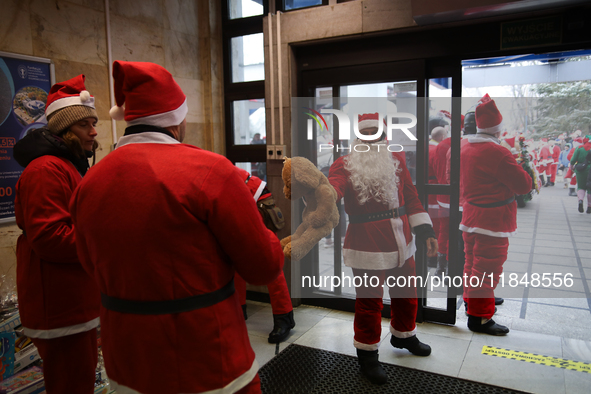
[228,0,264,19]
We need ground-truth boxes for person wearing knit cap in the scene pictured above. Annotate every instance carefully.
[459,94,531,335]
[327,113,438,385]
[69,61,283,394]
[12,74,100,394]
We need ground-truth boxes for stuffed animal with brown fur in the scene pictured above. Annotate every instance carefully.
[280,157,340,260]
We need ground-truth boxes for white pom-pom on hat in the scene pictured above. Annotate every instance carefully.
[80,90,91,102]
[109,105,125,121]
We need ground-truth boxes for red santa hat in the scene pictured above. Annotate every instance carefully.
[357,113,382,130]
[109,61,187,128]
[475,94,503,135]
[574,137,584,143]
[505,136,516,148]
[45,74,97,134]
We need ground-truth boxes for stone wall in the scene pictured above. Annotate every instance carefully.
[0,0,224,296]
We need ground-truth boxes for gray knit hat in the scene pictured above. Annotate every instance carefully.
[45,74,98,134]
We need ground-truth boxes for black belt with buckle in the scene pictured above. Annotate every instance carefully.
[349,206,407,224]
[468,196,515,208]
[101,279,235,315]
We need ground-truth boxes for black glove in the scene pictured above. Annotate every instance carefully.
[413,224,436,246]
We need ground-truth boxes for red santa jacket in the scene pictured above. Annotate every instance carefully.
[551,144,561,163]
[328,152,431,269]
[459,134,532,237]
[435,137,451,208]
[15,156,100,338]
[69,132,284,394]
[539,145,552,166]
[446,138,470,211]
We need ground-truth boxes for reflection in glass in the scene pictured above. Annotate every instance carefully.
[236,161,267,182]
[228,0,263,19]
[231,33,264,82]
[233,99,265,145]
[284,0,323,11]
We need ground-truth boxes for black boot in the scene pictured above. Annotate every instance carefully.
[467,315,509,335]
[579,200,584,213]
[569,188,577,196]
[356,349,388,385]
[268,310,295,343]
[390,335,431,356]
[241,304,247,320]
[587,206,591,214]
[435,253,448,278]
[494,297,504,305]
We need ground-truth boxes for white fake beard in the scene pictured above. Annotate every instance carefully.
[344,139,400,206]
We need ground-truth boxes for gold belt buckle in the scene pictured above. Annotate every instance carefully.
[392,208,398,218]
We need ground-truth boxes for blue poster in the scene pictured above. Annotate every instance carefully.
[0,54,51,222]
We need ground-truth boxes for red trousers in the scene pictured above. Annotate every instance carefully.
[352,257,418,348]
[463,232,508,320]
[235,270,293,315]
[547,163,557,183]
[31,329,98,394]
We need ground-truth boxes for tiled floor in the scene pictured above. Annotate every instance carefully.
[246,181,591,393]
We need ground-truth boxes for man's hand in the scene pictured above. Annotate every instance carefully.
[426,237,438,258]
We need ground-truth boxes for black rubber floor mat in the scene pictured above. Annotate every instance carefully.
[259,344,528,394]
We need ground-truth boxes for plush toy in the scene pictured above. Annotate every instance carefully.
[280,157,340,260]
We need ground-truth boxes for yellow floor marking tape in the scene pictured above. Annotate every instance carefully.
[482,346,591,373]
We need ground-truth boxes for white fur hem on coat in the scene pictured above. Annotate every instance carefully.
[459,224,517,238]
[109,360,259,394]
[343,241,417,270]
[23,317,100,339]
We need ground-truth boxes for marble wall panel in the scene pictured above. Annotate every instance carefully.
[163,0,199,35]
[30,0,107,66]
[164,29,200,80]
[0,0,34,56]
[280,1,363,43]
[182,121,205,149]
[175,77,204,124]
[94,119,113,163]
[109,13,165,65]
[109,0,164,28]
[65,0,105,12]
[52,59,110,120]
[362,0,415,32]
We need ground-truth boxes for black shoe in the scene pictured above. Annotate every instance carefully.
[587,207,591,214]
[268,310,295,343]
[569,189,577,196]
[390,335,431,356]
[579,200,584,213]
[356,349,388,385]
[548,182,555,187]
[494,297,504,305]
[242,304,247,320]
[467,315,509,336]
[435,253,448,278]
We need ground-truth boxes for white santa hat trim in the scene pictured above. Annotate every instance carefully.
[46,93,95,117]
[125,98,188,128]
[358,119,379,130]
[477,122,503,135]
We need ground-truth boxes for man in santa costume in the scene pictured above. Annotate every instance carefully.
[460,94,531,335]
[70,61,284,394]
[539,139,560,187]
[328,113,438,385]
[234,167,295,343]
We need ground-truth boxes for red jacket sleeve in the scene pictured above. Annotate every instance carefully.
[201,158,283,286]
[328,158,347,201]
[18,158,79,263]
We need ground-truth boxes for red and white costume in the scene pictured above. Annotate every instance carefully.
[328,149,431,349]
[234,168,293,316]
[460,95,531,320]
[70,61,283,394]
